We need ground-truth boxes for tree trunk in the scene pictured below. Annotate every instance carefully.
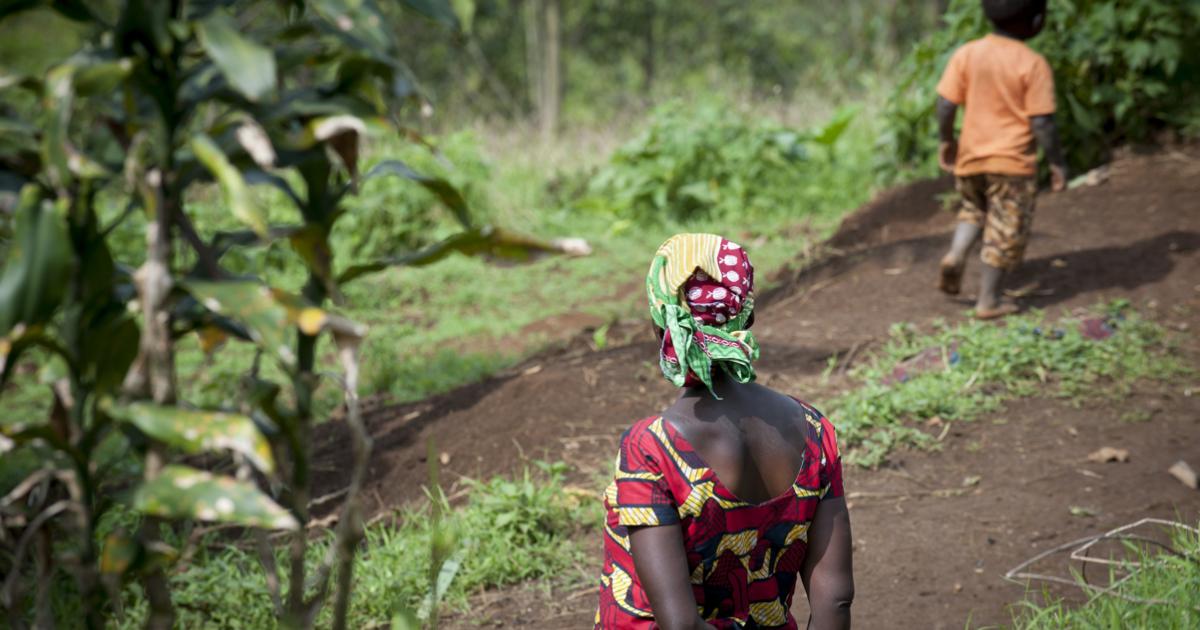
[642,1,656,94]
[525,0,560,140]
[540,0,560,140]
[524,0,542,120]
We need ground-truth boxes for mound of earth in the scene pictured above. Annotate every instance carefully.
[313,145,1200,628]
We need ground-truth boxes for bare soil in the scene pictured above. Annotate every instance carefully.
[313,145,1200,628]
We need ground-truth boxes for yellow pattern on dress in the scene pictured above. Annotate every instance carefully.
[716,529,758,559]
[648,419,708,484]
[616,468,664,482]
[793,484,822,499]
[749,600,789,626]
[690,562,706,584]
[784,522,811,546]
[616,506,661,526]
[607,563,653,617]
[604,478,618,507]
[610,430,677,526]
[749,548,775,582]
[677,479,715,518]
[603,521,631,552]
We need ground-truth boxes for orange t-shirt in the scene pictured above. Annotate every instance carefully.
[936,34,1057,177]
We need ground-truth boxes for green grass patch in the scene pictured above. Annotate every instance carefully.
[332,100,880,405]
[829,302,1189,467]
[102,462,599,628]
[2,99,881,416]
[1012,524,1200,629]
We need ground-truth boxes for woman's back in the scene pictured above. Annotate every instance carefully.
[664,382,821,506]
[595,233,852,629]
[596,394,843,629]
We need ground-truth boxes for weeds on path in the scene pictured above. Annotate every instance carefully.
[829,302,1189,467]
[1013,522,1200,629]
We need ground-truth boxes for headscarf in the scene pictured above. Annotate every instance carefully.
[646,233,759,395]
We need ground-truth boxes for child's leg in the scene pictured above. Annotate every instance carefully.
[939,176,985,295]
[946,221,982,266]
[975,175,1037,319]
[976,262,1011,316]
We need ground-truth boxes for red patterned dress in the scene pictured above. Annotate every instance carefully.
[595,401,843,629]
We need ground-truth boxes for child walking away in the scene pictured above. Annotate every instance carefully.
[935,0,1068,319]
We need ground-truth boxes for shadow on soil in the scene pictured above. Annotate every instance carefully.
[1018,230,1200,308]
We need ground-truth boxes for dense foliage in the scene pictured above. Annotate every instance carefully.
[579,101,862,223]
[878,0,1200,181]
[100,462,596,628]
[0,1,567,628]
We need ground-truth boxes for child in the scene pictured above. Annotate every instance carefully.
[935,0,1068,319]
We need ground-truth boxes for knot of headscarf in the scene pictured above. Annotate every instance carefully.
[646,233,759,395]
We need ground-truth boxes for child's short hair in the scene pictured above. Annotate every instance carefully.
[982,0,1046,31]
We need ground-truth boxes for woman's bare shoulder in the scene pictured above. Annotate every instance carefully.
[752,384,828,431]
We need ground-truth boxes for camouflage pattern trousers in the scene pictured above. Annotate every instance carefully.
[956,173,1037,271]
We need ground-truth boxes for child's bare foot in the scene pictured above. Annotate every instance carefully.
[975,301,1020,320]
[938,255,964,295]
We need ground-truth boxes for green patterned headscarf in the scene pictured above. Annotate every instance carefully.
[646,233,759,395]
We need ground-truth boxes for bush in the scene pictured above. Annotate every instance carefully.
[338,132,495,261]
[876,0,1200,182]
[579,100,861,223]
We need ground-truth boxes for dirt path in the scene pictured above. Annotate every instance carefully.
[313,146,1200,628]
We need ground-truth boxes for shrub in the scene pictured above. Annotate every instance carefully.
[579,100,860,223]
[338,132,496,261]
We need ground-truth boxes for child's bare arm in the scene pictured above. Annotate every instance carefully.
[936,96,959,172]
[1031,114,1068,191]
[936,96,958,142]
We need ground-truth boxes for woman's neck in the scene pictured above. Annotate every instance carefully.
[681,369,741,401]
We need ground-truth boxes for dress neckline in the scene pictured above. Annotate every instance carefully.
[654,416,810,508]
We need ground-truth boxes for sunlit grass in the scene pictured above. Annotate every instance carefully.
[1012,523,1200,629]
[2,101,881,419]
[829,302,1190,467]
[101,462,599,629]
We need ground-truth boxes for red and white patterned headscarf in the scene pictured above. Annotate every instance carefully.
[646,234,759,392]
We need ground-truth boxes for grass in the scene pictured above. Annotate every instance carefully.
[82,461,601,629]
[828,302,1190,467]
[90,301,1185,627]
[331,99,882,406]
[0,82,881,628]
[1012,523,1200,629]
[1,96,883,425]
[21,296,1190,627]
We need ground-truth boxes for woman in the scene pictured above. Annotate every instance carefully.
[596,234,854,629]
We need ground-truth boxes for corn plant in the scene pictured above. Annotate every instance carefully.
[0,1,570,628]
